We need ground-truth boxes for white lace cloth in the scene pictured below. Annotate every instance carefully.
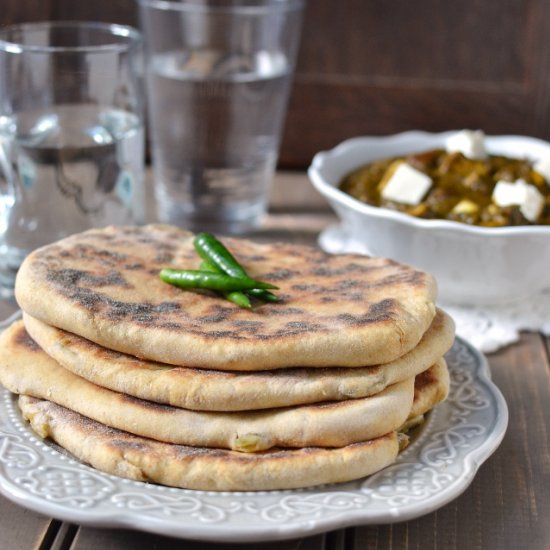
[441,295,550,353]
[319,224,550,353]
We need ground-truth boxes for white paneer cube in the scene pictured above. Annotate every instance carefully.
[380,162,433,205]
[492,178,544,222]
[445,130,488,160]
[533,157,550,185]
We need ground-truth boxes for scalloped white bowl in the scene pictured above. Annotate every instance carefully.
[308,131,550,305]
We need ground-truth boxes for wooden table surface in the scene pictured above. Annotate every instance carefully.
[0,172,549,550]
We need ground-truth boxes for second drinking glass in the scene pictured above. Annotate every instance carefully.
[138,0,304,234]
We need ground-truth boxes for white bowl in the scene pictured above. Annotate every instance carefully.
[308,130,550,305]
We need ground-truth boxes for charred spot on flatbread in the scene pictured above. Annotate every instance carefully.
[12,324,41,353]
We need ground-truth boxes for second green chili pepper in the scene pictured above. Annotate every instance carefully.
[199,261,251,309]
[193,232,248,278]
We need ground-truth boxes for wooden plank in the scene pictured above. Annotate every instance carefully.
[253,171,336,244]
[544,335,550,371]
[68,527,328,550]
[3,0,550,168]
[280,0,550,167]
[297,0,528,84]
[0,494,58,550]
[349,332,550,550]
[0,0,52,27]
[269,172,333,213]
[50,0,138,27]
[281,84,529,167]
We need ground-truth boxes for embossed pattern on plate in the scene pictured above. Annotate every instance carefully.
[0,311,508,542]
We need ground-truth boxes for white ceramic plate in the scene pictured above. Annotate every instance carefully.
[0,326,507,542]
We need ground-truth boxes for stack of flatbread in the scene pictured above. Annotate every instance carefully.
[0,225,454,491]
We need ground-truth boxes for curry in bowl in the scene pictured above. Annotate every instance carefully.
[339,135,550,227]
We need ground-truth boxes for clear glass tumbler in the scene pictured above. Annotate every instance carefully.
[0,22,145,296]
[138,0,304,234]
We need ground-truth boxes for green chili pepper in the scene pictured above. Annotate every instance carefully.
[159,268,278,291]
[248,288,279,302]
[193,232,279,302]
[199,261,251,309]
[200,260,276,305]
[194,232,250,277]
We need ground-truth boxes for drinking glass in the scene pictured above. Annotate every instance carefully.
[0,21,145,296]
[138,0,304,234]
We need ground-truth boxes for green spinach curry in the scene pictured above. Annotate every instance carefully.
[339,149,550,226]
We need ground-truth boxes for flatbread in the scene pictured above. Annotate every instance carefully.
[23,309,454,410]
[0,322,415,452]
[409,358,449,419]
[18,395,400,491]
[14,224,437,370]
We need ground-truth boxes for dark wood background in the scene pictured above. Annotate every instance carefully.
[2,0,548,168]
